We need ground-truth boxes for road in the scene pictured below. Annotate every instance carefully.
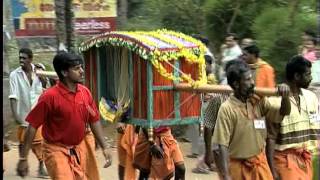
[3,141,219,180]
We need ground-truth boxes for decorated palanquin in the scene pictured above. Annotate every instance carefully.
[78,29,207,128]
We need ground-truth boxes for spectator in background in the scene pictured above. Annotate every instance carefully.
[219,33,242,84]
[302,38,317,62]
[242,45,276,88]
[240,38,255,49]
[221,33,242,64]
[311,44,320,85]
[299,29,317,61]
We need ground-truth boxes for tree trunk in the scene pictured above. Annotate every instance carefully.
[227,0,241,33]
[117,0,128,29]
[65,0,75,53]
[54,0,75,52]
[288,0,300,27]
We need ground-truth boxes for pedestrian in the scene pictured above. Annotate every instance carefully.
[219,33,242,84]
[242,44,276,88]
[9,48,48,177]
[266,55,320,180]
[240,38,254,49]
[133,126,185,180]
[203,46,276,174]
[16,51,112,179]
[212,60,291,180]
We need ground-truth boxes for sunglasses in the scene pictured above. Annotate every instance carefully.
[19,56,28,60]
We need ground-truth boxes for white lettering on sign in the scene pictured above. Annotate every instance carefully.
[75,20,111,30]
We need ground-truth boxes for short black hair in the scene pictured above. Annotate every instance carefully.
[243,45,260,58]
[226,59,250,89]
[304,29,316,38]
[226,33,238,40]
[53,51,83,80]
[192,34,210,46]
[285,55,312,81]
[19,48,33,58]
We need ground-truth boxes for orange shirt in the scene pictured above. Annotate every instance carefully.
[250,59,276,88]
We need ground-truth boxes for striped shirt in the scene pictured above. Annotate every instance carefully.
[268,89,320,154]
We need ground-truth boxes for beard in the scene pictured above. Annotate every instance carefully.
[301,81,311,89]
[245,85,255,97]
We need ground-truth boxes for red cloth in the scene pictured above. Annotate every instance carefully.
[26,82,99,146]
[154,126,170,134]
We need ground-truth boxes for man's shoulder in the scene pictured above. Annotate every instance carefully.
[302,88,317,99]
[259,60,274,70]
[78,84,91,93]
[9,67,22,77]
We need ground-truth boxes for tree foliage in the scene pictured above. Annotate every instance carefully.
[122,0,317,82]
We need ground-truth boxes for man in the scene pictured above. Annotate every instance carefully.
[16,52,112,179]
[242,45,275,88]
[267,55,320,180]
[133,126,185,180]
[116,109,139,180]
[9,48,47,177]
[219,33,242,84]
[240,38,255,49]
[204,49,277,170]
[186,35,216,159]
[212,60,290,180]
[221,33,242,64]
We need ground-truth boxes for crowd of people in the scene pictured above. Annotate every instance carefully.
[3,28,320,180]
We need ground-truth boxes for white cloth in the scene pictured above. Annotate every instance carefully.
[9,64,43,126]
[221,44,242,63]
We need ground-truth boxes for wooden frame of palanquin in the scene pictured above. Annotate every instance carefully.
[79,29,206,128]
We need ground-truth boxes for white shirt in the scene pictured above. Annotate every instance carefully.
[9,64,43,127]
[221,44,242,63]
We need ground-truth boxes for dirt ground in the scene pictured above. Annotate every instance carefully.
[3,123,219,180]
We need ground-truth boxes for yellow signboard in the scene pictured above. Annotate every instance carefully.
[12,0,117,36]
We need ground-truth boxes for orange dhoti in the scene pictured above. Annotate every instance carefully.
[229,151,273,180]
[118,125,138,180]
[43,136,100,180]
[274,148,313,180]
[84,131,100,180]
[17,126,43,161]
[133,129,184,180]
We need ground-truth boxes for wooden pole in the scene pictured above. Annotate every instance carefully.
[174,83,278,96]
[35,70,58,79]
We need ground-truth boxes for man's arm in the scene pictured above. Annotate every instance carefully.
[278,84,291,116]
[10,99,22,124]
[90,121,112,167]
[215,145,231,180]
[266,138,280,180]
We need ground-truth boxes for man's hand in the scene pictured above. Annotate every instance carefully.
[102,149,112,168]
[277,84,290,97]
[204,151,214,167]
[17,159,29,177]
[150,143,164,159]
[116,122,126,134]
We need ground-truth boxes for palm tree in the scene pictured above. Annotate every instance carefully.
[54,0,75,52]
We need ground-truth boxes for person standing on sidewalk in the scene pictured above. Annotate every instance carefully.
[9,48,48,177]
[16,52,113,179]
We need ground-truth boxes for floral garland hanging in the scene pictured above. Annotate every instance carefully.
[78,29,207,87]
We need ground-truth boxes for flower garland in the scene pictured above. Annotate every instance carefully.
[78,29,208,86]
